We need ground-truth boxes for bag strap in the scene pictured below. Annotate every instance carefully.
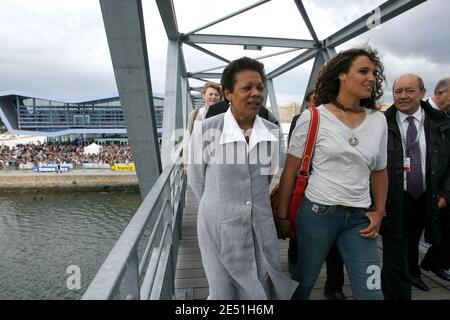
[298,107,320,175]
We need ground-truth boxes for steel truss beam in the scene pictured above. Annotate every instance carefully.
[324,0,427,48]
[155,0,179,40]
[267,48,317,79]
[99,0,161,198]
[184,0,270,36]
[183,42,230,64]
[192,47,300,75]
[187,72,222,79]
[182,34,317,49]
[161,40,183,167]
[293,0,319,42]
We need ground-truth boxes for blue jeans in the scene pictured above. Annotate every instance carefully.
[292,196,383,300]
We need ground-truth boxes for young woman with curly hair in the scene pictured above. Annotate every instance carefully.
[276,47,388,300]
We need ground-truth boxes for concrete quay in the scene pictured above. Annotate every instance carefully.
[0,169,138,192]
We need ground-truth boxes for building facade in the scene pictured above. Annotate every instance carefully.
[0,91,164,145]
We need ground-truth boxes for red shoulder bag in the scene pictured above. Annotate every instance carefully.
[270,107,320,237]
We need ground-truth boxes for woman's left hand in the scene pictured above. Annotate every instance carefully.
[360,211,384,239]
[438,196,447,209]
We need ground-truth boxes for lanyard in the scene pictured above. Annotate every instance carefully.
[396,108,424,157]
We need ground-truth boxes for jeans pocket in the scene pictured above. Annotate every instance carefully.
[304,198,333,216]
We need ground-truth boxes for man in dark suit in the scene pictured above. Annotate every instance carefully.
[419,77,450,280]
[205,100,280,126]
[381,73,450,300]
[426,77,450,116]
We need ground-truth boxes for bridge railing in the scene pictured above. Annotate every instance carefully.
[82,147,186,300]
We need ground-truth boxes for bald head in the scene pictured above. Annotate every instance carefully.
[393,73,426,115]
[393,73,426,92]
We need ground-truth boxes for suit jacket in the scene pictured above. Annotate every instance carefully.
[381,100,450,244]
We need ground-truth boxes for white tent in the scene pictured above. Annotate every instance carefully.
[84,143,103,155]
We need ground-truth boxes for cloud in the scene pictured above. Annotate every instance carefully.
[0,0,448,105]
[336,0,450,102]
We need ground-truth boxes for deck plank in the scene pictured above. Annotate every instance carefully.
[175,186,450,300]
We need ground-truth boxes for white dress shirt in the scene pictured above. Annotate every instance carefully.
[396,107,427,191]
[428,98,441,111]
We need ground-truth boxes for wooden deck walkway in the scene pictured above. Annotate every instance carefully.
[175,186,450,300]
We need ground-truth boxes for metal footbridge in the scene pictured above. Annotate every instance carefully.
[81,0,450,300]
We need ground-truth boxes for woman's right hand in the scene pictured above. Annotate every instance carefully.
[274,218,291,240]
[275,154,302,239]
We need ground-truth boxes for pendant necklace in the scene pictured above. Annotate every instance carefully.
[339,108,362,147]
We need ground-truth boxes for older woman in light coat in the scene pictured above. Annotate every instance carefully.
[188,57,298,300]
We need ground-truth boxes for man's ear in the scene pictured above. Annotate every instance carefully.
[420,88,426,99]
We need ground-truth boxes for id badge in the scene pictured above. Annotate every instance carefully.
[403,157,411,172]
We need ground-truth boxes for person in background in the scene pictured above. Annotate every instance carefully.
[287,88,346,300]
[183,82,222,173]
[188,57,298,299]
[287,89,316,145]
[276,47,388,300]
[381,74,450,299]
[427,77,450,115]
[419,77,450,281]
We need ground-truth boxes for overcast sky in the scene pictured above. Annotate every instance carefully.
[0,0,448,105]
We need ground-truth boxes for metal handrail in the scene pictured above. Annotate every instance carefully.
[82,155,186,300]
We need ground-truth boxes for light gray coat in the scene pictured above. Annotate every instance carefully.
[188,109,298,300]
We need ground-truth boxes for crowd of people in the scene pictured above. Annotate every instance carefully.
[185,49,450,300]
[0,142,133,168]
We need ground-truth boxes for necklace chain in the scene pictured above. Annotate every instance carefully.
[333,103,362,146]
[339,108,361,129]
[333,100,362,113]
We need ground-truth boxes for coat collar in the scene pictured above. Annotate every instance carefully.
[219,107,278,152]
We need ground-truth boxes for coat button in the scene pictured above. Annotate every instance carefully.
[246,201,251,205]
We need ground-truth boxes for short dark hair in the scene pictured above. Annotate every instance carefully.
[315,46,385,110]
[221,57,266,99]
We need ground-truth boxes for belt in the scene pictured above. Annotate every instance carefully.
[335,205,366,213]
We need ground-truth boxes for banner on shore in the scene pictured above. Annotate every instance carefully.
[19,163,34,170]
[32,164,73,173]
[82,163,111,170]
[111,163,135,171]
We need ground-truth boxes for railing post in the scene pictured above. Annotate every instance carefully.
[120,248,140,299]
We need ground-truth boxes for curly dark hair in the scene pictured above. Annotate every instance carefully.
[314,47,385,110]
[221,57,266,100]
[305,88,316,103]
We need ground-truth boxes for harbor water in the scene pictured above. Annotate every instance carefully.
[0,190,140,299]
